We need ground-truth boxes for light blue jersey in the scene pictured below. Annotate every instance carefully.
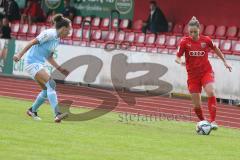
[25,28,60,64]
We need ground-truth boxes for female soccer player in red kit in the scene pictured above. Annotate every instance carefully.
[175,17,232,130]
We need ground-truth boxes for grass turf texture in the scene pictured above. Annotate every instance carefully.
[0,96,239,160]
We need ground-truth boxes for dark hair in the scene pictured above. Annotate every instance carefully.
[150,0,157,6]
[188,16,200,28]
[52,14,71,29]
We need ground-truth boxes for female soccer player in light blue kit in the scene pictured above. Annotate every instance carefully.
[13,14,71,123]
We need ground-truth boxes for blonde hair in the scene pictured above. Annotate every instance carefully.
[188,16,200,28]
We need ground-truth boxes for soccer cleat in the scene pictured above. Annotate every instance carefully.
[211,121,218,130]
[26,108,42,121]
[54,112,68,123]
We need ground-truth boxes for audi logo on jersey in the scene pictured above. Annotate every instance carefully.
[189,51,205,56]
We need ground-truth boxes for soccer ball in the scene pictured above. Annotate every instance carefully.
[196,120,212,135]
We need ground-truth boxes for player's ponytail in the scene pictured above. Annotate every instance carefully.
[53,14,63,23]
[188,16,200,28]
[52,14,71,30]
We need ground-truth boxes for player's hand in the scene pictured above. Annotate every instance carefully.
[175,58,185,66]
[58,67,70,76]
[180,61,186,66]
[13,54,21,62]
[224,62,232,72]
[175,59,180,64]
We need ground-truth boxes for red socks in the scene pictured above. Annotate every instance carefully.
[194,107,205,121]
[193,97,217,122]
[208,96,217,122]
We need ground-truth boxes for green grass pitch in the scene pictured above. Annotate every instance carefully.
[0,97,240,160]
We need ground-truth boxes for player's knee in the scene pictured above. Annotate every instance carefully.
[206,90,215,97]
[193,104,201,108]
[208,93,215,97]
[205,85,215,97]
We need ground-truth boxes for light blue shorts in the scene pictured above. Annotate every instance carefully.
[24,63,44,79]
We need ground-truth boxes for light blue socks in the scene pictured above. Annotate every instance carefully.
[32,90,47,112]
[45,80,60,116]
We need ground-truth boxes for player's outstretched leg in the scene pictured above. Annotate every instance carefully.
[208,96,218,130]
[45,79,68,123]
[204,83,218,130]
[35,70,68,123]
[26,89,47,121]
[191,93,205,121]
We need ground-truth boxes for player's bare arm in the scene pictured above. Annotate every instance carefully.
[47,54,69,76]
[214,47,232,72]
[175,56,186,66]
[13,38,39,62]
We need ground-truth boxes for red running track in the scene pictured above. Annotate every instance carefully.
[0,76,240,128]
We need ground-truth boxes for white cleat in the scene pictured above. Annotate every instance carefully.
[26,108,42,121]
[211,121,218,130]
[32,115,42,121]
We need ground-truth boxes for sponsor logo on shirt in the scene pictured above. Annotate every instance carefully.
[189,51,205,56]
[201,42,206,48]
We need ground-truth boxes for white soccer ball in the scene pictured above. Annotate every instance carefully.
[196,120,212,135]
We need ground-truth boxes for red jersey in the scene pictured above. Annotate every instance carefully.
[177,35,216,78]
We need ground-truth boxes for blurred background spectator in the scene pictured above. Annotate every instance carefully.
[62,0,76,21]
[142,1,168,34]
[20,0,45,24]
[4,0,20,22]
[1,17,11,39]
[0,0,7,19]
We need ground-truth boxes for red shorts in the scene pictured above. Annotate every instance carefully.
[187,72,215,93]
